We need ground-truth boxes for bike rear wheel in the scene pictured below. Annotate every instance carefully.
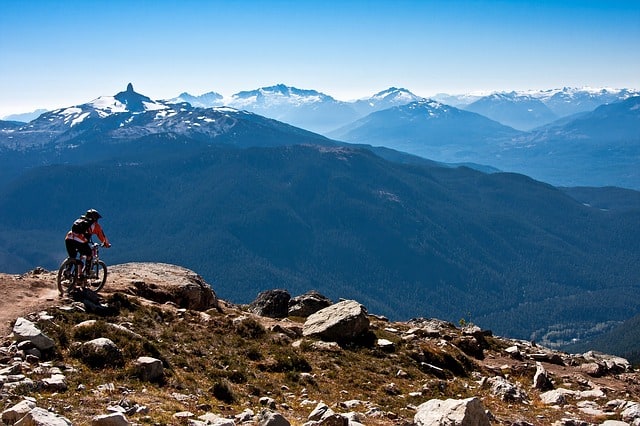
[57,258,79,296]
[85,260,107,292]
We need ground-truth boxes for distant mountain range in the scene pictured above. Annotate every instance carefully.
[0,84,639,353]
[463,92,557,131]
[168,85,423,134]
[5,84,636,136]
[167,85,638,134]
[331,96,640,189]
[3,84,639,189]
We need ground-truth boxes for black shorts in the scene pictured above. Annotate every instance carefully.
[65,239,91,259]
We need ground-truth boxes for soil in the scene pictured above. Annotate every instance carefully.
[0,270,60,336]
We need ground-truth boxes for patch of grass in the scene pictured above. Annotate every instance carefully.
[210,379,235,403]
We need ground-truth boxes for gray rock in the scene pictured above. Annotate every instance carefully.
[133,356,164,382]
[539,388,576,405]
[12,317,55,351]
[1,399,37,425]
[289,291,332,317]
[622,403,640,423]
[533,362,554,391]
[260,397,277,409]
[580,362,606,377]
[600,421,631,426]
[198,412,236,425]
[551,419,591,426]
[308,402,334,421]
[42,373,68,391]
[79,338,124,367]
[302,300,370,343]
[14,407,72,426]
[414,397,490,426]
[488,376,529,403]
[250,289,291,318]
[91,412,131,426]
[258,409,290,426]
[377,338,395,352]
[583,351,631,374]
[234,409,255,423]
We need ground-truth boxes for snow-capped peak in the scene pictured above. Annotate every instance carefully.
[369,87,421,102]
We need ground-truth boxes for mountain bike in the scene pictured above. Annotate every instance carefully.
[57,242,108,296]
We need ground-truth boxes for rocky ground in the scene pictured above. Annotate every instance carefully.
[0,263,639,425]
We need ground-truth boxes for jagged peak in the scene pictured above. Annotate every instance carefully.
[113,83,155,112]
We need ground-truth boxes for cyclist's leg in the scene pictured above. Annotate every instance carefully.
[78,243,92,277]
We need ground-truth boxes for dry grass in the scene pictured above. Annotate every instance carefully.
[2,292,638,425]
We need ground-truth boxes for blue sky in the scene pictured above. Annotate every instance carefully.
[1,0,639,117]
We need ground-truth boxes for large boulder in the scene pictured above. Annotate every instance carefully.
[302,300,370,343]
[249,289,291,318]
[133,356,164,382]
[108,263,222,311]
[75,338,124,368]
[257,409,290,426]
[12,318,55,351]
[288,290,332,317]
[1,400,37,425]
[14,407,72,425]
[414,397,490,426]
[91,412,131,426]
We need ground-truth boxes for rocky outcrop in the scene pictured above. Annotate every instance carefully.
[302,300,370,343]
[0,269,639,426]
[288,290,332,317]
[249,289,291,318]
[108,263,221,311]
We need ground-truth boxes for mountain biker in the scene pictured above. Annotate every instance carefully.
[64,209,111,277]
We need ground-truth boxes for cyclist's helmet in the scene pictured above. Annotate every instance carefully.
[86,209,102,221]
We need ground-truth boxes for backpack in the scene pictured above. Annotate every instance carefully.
[71,217,93,235]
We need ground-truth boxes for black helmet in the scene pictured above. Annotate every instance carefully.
[85,209,102,220]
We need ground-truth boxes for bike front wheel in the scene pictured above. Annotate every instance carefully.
[85,260,107,292]
[57,258,78,296]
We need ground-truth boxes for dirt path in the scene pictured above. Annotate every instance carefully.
[0,271,61,336]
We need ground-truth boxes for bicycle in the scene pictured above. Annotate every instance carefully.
[57,241,108,296]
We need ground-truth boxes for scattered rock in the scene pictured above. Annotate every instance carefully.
[14,407,72,425]
[414,397,491,426]
[12,317,55,351]
[533,362,554,391]
[288,290,332,317]
[1,399,37,424]
[91,412,131,425]
[488,376,529,403]
[250,289,291,318]
[76,338,124,368]
[133,356,164,382]
[257,409,290,426]
[539,388,576,405]
[302,300,370,343]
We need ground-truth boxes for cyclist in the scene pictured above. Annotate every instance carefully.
[64,209,111,278]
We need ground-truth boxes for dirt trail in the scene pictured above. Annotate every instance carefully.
[0,271,61,336]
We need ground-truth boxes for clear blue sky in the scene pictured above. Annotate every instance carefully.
[1,0,639,117]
